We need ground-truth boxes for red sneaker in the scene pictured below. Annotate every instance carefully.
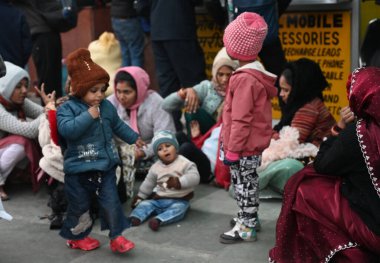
[67,237,100,251]
[110,236,135,253]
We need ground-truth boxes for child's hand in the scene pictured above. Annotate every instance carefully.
[165,176,181,190]
[131,195,143,209]
[56,95,69,107]
[34,83,56,105]
[272,131,280,140]
[134,148,146,160]
[190,120,201,138]
[135,137,146,148]
[88,105,100,119]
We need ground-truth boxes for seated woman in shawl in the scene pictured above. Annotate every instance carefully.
[107,66,176,178]
[162,47,238,137]
[258,58,336,195]
[0,62,50,200]
[162,47,239,185]
[269,66,380,262]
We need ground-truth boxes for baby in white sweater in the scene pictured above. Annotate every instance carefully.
[129,130,200,231]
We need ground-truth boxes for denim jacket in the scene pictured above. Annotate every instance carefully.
[57,97,139,174]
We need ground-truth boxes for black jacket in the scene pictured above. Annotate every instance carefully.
[150,0,197,40]
[0,0,32,67]
[314,122,380,235]
[110,0,137,19]
[13,0,54,35]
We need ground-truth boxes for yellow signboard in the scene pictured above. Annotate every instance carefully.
[196,14,224,78]
[275,11,351,120]
[196,11,351,121]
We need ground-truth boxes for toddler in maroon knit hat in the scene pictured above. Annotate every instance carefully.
[56,48,145,253]
[65,48,110,98]
[219,12,278,244]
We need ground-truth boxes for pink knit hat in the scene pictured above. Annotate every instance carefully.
[223,12,268,61]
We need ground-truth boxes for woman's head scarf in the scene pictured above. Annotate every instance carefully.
[274,58,328,131]
[211,47,239,97]
[348,66,380,197]
[113,66,150,133]
[0,61,29,120]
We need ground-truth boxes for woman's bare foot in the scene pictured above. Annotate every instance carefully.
[0,185,9,201]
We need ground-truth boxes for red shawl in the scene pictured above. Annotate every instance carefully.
[269,67,380,262]
[0,95,26,120]
[0,135,43,192]
[269,166,380,262]
[192,119,231,189]
[348,67,380,197]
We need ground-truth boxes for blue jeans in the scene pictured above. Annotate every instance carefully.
[60,168,130,240]
[130,199,189,225]
[111,17,145,67]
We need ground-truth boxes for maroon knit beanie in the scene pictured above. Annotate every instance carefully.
[65,48,110,98]
[223,12,268,61]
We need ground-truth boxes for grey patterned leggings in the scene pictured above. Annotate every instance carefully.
[230,155,261,228]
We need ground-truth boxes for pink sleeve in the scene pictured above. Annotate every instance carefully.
[225,151,240,161]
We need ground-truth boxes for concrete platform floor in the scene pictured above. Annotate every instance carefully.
[0,182,282,263]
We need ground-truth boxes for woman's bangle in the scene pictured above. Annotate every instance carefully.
[331,124,343,136]
[177,88,186,100]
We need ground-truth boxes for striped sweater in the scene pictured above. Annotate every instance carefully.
[291,98,336,146]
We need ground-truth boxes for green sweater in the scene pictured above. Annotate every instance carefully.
[162,80,223,121]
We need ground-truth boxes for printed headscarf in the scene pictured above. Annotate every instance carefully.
[348,66,380,197]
